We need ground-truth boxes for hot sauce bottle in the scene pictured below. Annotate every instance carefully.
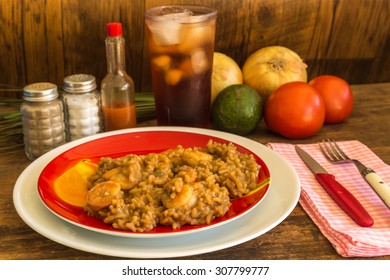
[101,22,137,131]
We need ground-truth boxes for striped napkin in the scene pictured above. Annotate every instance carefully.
[267,140,390,257]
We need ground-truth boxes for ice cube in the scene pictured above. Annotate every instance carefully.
[160,7,193,17]
[191,49,209,74]
[148,20,182,46]
[178,57,194,76]
[179,23,215,52]
[147,7,195,46]
[152,55,172,71]
[165,69,183,85]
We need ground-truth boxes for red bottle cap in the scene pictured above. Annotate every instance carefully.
[107,22,122,37]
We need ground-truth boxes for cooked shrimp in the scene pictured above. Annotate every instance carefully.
[176,166,198,183]
[162,179,198,209]
[127,156,143,189]
[102,167,121,180]
[110,173,130,189]
[162,146,184,166]
[86,181,123,211]
[182,149,212,166]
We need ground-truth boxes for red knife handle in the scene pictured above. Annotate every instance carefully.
[315,173,374,227]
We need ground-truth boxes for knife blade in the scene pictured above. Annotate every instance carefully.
[295,146,374,227]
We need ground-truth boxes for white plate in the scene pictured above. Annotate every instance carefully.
[13,127,300,258]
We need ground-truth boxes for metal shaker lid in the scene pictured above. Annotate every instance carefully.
[63,74,97,93]
[23,82,59,102]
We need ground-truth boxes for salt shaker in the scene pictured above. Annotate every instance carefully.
[21,82,66,160]
[62,74,102,141]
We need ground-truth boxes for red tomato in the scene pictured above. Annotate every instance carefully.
[309,75,353,123]
[264,81,325,139]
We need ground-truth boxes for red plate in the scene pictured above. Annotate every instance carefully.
[38,130,270,237]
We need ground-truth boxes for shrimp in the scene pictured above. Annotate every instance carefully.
[102,167,121,180]
[101,167,131,189]
[162,146,185,166]
[86,181,123,211]
[176,166,198,183]
[182,149,212,166]
[110,173,129,189]
[162,179,198,209]
[127,156,143,189]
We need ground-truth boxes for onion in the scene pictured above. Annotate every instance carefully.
[211,52,243,105]
[242,46,308,100]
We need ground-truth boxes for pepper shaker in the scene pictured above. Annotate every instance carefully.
[62,74,102,141]
[21,82,66,160]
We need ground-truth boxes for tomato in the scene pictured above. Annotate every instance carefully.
[309,75,353,123]
[264,81,325,139]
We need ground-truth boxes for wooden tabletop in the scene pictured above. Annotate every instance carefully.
[1,83,389,260]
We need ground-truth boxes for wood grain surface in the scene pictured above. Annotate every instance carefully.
[1,0,390,93]
[0,83,389,260]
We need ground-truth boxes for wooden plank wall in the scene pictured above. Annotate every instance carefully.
[1,0,390,93]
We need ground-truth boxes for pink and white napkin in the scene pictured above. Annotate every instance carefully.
[268,140,390,257]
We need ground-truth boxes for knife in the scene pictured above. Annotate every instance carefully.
[295,146,374,227]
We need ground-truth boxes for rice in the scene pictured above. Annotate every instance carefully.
[84,139,260,232]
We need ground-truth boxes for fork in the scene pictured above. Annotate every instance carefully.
[319,139,390,209]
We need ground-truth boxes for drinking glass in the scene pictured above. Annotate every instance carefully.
[145,5,217,127]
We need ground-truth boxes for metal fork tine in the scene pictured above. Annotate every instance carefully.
[320,139,337,161]
[318,140,332,160]
[332,140,350,160]
[327,139,344,161]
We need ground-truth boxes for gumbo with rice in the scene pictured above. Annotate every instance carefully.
[85,140,260,232]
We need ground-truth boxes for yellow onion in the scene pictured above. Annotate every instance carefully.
[242,46,308,100]
[211,52,243,105]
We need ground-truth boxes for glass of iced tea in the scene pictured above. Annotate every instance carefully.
[145,5,217,127]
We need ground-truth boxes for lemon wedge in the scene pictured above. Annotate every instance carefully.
[54,160,98,207]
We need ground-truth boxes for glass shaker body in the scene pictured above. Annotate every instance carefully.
[62,74,102,141]
[21,83,66,160]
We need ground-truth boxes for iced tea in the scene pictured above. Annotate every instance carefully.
[145,5,217,127]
